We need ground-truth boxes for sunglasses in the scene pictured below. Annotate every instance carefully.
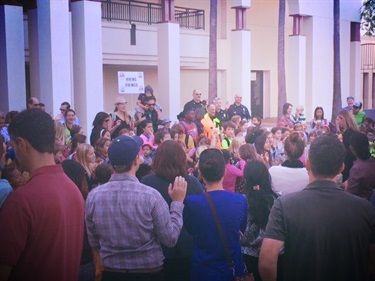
[146,103,155,106]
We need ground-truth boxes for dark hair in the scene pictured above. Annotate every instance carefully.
[95,137,110,157]
[222,121,236,131]
[309,133,346,177]
[245,127,265,144]
[284,132,305,160]
[313,106,325,120]
[244,160,276,229]
[95,163,113,184]
[152,140,187,181]
[70,134,87,155]
[198,148,225,182]
[170,124,184,140]
[254,133,268,154]
[92,112,110,128]
[282,103,293,115]
[350,132,371,160]
[271,127,283,134]
[64,109,76,118]
[5,111,19,124]
[8,109,55,153]
[61,101,71,109]
[140,120,152,132]
[222,149,231,164]
[62,159,88,199]
[239,144,258,162]
[154,129,170,145]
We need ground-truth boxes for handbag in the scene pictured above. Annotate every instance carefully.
[204,192,254,281]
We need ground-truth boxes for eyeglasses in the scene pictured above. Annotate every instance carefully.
[146,103,155,106]
[195,93,202,96]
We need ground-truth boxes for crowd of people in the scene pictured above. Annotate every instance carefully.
[0,88,375,281]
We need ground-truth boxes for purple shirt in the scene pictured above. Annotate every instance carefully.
[347,158,375,200]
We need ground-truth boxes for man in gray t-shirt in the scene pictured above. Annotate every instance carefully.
[259,134,375,281]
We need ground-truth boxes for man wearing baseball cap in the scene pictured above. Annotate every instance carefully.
[352,101,366,127]
[85,135,187,280]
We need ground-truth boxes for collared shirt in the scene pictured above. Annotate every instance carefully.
[183,100,206,113]
[85,174,184,270]
[215,109,230,123]
[227,103,251,120]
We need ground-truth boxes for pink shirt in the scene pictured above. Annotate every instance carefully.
[222,161,245,192]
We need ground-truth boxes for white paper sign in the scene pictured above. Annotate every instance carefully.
[118,71,145,94]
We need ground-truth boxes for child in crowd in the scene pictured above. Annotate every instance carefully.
[142,144,154,165]
[222,150,245,193]
[251,116,262,127]
[293,105,306,124]
[53,142,66,164]
[281,127,290,142]
[118,128,135,136]
[95,163,113,186]
[271,127,285,165]
[139,121,155,148]
[229,135,246,165]
[153,129,171,148]
[230,115,242,129]
[1,166,25,190]
[135,85,162,115]
[221,121,236,150]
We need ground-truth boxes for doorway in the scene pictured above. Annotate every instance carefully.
[251,71,263,118]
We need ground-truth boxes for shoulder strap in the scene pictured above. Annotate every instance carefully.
[204,192,235,269]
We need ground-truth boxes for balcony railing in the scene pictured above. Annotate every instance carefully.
[101,0,205,30]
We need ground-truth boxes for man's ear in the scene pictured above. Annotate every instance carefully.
[339,163,345,174]
[306,158,311,172]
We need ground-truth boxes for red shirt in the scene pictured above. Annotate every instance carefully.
[0,165,84,281]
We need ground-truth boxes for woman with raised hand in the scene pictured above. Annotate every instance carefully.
[184,148,247,281]
[142,140,203,281]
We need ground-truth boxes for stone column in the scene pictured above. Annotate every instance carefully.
[71,0,104,136]
[157,21,180,121]
[287,14,306,109]
[0,5,26,112]
[231,2,251,114]
[28,8,40,101]
[350,22,361,104]
[37,0,72,116]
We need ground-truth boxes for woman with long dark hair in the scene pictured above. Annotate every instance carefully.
[90,112,110,146]
[183,148,247,281]
[142,140,203,281]
[241,160,282,281]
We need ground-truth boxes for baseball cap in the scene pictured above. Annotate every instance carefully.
[115,96,127,105]
[108,135,143,167]
[353,102,362,109]
[160,118,172,126]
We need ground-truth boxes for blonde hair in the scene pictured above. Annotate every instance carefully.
[76,143,95,177]
[229,135,245,156]
[336,110,360,133]
[55,122,66,145]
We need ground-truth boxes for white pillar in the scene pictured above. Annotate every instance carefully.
[0,5,26,112]
[71,1,104,136]
[287,35,306,109]
[157,22,180,121]
[231,30,251,113]
[28,9,40,100]
[37,0,72,116]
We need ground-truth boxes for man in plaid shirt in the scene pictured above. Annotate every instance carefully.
[85,135,187,281]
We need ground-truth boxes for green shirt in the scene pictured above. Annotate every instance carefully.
[354,111,366,127]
